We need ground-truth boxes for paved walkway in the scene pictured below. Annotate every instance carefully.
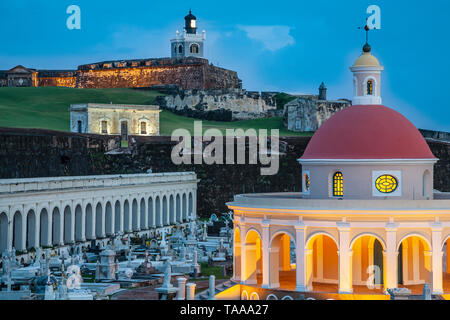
[111,279,228,300]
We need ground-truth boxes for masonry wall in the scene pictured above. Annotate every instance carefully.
[75,58,241,90]
[156,89,276,121]
[284,97,351,132]
[38,76,76,88]
[0,128,448,218]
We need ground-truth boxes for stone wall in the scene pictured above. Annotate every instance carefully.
[38,76,76,88]
[75,57,241,90]
[156,89,277,121]
[0,58,241,91]
[284,97,351,132]
[0,128,448,218]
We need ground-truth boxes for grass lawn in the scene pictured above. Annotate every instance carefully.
[0,87,311,136]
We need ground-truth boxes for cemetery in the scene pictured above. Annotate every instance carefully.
[0,212,234,300]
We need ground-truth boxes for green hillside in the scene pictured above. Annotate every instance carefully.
[0,87,311,136]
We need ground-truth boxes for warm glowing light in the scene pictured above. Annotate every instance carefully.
[367,80,373,95]
[375,174,398,193]
[304,173,310,191]
[333,172,343,197]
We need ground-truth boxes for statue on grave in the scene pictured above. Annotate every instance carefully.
[66,264,83,290]
[162,257,173,289]
[202,221,208,241]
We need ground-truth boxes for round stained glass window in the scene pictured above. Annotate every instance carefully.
[375,174,398,193]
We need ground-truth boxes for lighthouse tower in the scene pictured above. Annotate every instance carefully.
[350,28,384,105]
[170,10,206,59]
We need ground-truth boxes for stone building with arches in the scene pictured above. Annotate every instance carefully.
[224,42,450,300]
[0,172,197,254]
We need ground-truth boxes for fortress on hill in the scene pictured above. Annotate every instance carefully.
[0,11,242,91]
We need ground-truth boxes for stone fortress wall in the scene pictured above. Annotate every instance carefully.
[156,88,277,121]
[37,70,77,88]
[0,58,241,91]
[0,128,448,218]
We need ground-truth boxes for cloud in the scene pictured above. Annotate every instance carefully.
[237,25,295,51]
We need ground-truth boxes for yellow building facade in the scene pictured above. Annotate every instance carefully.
[70,103,160,136]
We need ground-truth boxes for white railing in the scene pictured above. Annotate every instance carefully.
[0,172,197,194]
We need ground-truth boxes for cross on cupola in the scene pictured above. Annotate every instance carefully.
[350,20,384,105]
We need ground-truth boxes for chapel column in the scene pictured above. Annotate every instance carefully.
[240,222,247,284]
[384,222,398,291]
[261,220,270,288]
[295,221,309,292]
[431,222,443,294]
[233,230,241,282]
[338,222,353,293]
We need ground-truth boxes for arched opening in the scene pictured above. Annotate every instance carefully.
[155,196,161,227]
[190,43,199,54]
[332,172,343,197]
[306,233,339,292]
[169,195,175,224]
[114,200,121,233]
[423,170,431,198]
[148,197,153,227]
[124,200,130,232]
[132,199,138,231]
[366,79,374,95]
[176,194,181,222]
[162,196,168,226]
[351,235,385,293]
[188,192,193,217]
[52,208,61,245]
[0,212,9,252]
[178,44,183,54]
[233,227,242,281]
[398,235,431,293]
[13,211,23,250]
[95,203,103,238]
[63,206,72,244]
[40,208,49,247]
[269,232,296,290]
[182,194,187,221]
[85,204,93,240]
[105,202,113,236]
[26,210,36,249]
[243,229,263,286]
[75,205,82,241]
[140,198,146,229]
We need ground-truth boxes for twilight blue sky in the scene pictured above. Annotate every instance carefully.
[0,0,449,131]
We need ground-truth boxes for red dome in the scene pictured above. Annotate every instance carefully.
[301,105,436,160]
